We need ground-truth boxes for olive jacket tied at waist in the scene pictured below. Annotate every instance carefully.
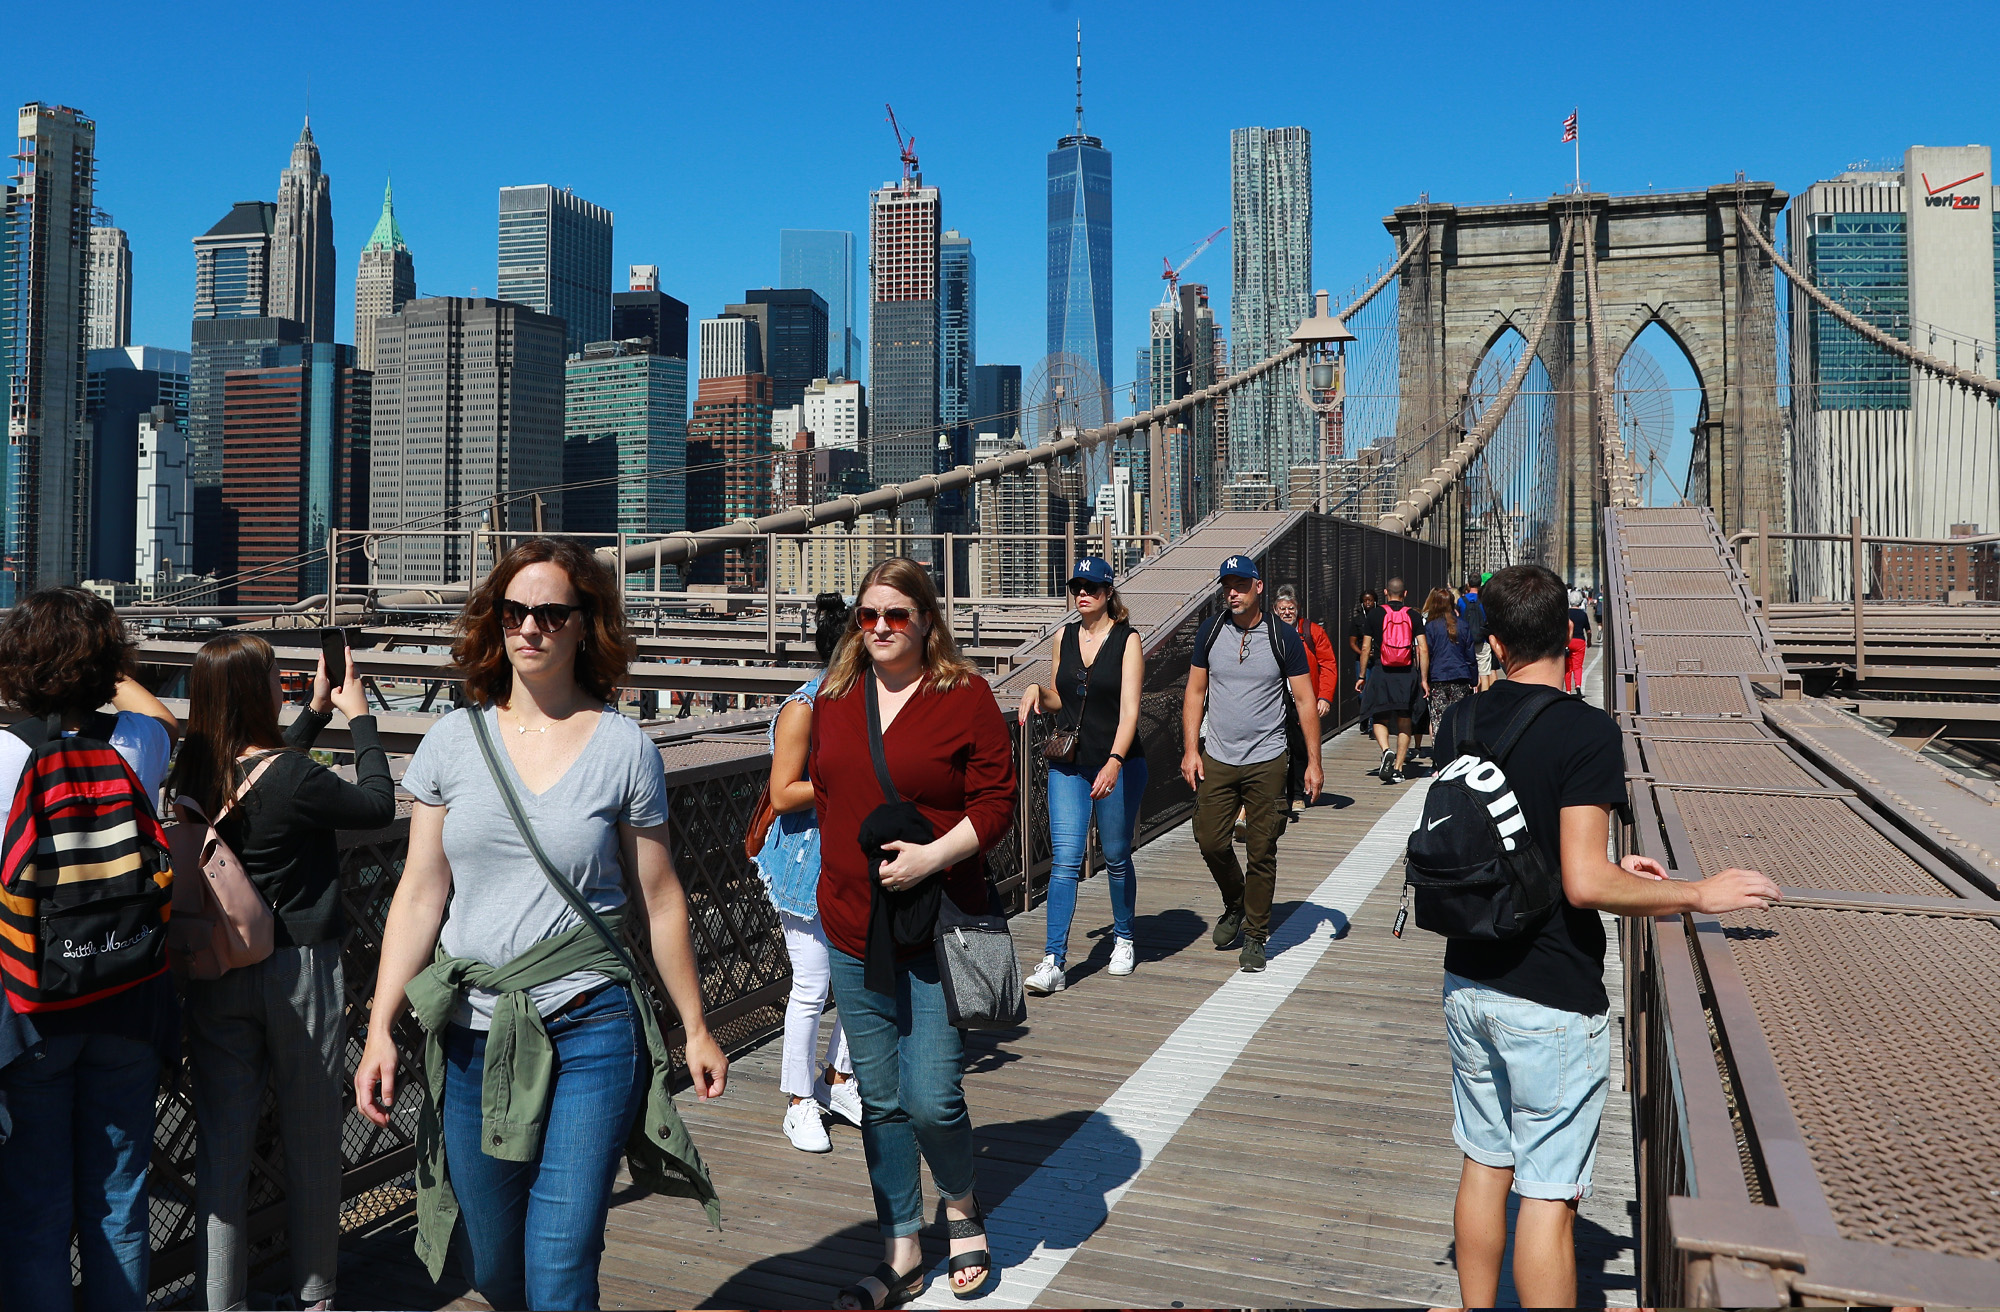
[403,910,720,1278]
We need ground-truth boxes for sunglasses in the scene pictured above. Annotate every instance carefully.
[499,600,580,632]
[1067,580,1106,596]
[854,606,919,631]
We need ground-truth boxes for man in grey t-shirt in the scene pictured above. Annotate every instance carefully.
[1179,555,1323,972]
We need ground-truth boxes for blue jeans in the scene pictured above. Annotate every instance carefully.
[442,985,647,1311]
[0,1032,157,1312]
[826,946,977,1236]
[1044,757,1148,964]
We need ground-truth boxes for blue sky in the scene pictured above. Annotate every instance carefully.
[18,0,1998,478]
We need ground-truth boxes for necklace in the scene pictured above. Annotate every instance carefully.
[500,709,551,735]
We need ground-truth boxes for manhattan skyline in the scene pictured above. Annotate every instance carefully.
[15,0,1998,412]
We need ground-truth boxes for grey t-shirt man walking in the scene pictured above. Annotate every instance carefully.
[1179,555,1323,973]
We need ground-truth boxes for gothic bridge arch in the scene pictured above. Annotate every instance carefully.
[1386,184,1788,583]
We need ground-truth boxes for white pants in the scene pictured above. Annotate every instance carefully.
[780,910,852,1098]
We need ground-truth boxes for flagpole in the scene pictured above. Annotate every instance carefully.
[1573,105,1581,193]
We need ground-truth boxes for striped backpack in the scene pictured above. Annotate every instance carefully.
[0,713,173,1013]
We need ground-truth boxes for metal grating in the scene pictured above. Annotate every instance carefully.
[1643,739,1818,790]
[1635,635,1775,675]
[1621,525,1718,546]
[1625,546,1738,571]
[1625,570,1741,598]
[1642,675,1753,716]
[1665,788,1952,897]
[1715,905,2000,1259]
[1620,507,1712,524]
[1633,598,1753,634]
[1632,716,1772,741]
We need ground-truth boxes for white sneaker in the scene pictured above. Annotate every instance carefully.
[782,1099,831,1153]
[1024,954,1066,995]
[1108,937,1136,976]
[818,1076,863,1128]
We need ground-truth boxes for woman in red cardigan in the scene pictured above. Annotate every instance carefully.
[808,557,1016,1307]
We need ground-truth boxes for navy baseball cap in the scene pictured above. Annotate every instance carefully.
[1070,556,1114,585]
[1217,554,1260,582]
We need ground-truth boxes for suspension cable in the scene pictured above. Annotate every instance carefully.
[1381,216,1577,535]
[1582,209,1641,507]
[1736,205,2000,402]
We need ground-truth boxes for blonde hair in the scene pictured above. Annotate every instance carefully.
[819,557,977,700]
[1423,586,1458,640]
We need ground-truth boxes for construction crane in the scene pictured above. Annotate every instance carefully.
[884,104,918,186]
[1161,226,1227,306]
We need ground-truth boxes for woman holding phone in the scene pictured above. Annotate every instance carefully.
[170,634,393,1311]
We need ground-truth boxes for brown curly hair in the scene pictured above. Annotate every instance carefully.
[0,587,134,717]
[453,537,635,706]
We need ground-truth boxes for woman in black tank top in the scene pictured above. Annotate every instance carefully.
[1013,558,1148,996]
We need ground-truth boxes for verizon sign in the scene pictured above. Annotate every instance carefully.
[1922,170,1987,209]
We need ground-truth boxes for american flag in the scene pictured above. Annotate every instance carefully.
[1562,111,1579,144]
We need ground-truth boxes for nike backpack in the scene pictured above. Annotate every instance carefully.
[1397,687,1566,940]
[1379,604,1415,669]
[0,713,174,1012]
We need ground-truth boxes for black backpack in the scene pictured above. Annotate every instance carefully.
[1396,687,1567,941]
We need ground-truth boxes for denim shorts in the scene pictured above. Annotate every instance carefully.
[1442,972,1610,1200]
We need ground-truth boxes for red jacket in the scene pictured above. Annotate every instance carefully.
[1293,619,1339,703]
[808,674,1017,961]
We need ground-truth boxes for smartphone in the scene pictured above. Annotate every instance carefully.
[319,627,351,691]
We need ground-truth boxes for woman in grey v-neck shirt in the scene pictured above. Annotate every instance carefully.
[353,537,725,1312]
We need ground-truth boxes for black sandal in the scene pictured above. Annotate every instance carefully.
[946,1203,992,1300]
[836,1261,925,1310]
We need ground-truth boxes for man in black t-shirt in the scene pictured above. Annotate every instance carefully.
[1434,564,1781,1310]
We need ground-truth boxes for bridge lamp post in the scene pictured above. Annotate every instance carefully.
[1291,289,1358,513]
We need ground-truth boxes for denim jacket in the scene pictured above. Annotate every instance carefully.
[754,673,823,920]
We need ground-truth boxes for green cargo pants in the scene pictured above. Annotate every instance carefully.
[1190,749,1290,941]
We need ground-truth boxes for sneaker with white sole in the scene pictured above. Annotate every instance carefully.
[1024,954,1066,995]
[818,1076,863,1128]
[783,1099,831,1153]
[1108,937,1136,976]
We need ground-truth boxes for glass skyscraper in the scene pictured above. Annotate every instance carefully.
[1046,115,1113,427]
[1229,126,1313,489]
[780,229,858,379]
[498,185,613,355]
[940,231,975,429]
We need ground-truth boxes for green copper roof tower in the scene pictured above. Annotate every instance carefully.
[355,177,416,370]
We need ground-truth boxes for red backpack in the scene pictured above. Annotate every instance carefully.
[1379,604,1415,669]
[0,714,173,1013]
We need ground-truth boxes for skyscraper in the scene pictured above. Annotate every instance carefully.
[498,185,613,355]
[222,343,370,601]
[1228,126,1313,488]
[564,339,686,542]
[193,201,277,319]
[868,173,941,487]
[803,376,867,452]
[613,286,689,360]
[86,346,189,581]
[188,317,302,573]
[686,374,774,586]
[780,229,858,378]
[969,363,1021,439]
[3,104,97,599]
[87,216,131,350]
[135,406,192,590]
[270,120,336,343]
[741,289,829,410]
[940,231,975,429]
[698,315,762,381]
[355,179,416,371]
[369,298,566,583]
[1046,29,1113,435]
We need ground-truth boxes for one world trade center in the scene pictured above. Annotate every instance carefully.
[1046,26,1113,491]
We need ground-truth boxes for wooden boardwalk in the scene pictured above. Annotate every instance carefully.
[340,720,1637,1309]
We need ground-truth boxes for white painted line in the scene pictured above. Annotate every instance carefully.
[910,780,1434,1308]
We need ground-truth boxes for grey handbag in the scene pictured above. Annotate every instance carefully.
[934,889,1028,1031]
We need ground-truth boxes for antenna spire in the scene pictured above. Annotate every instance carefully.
[1074,22,1085,138]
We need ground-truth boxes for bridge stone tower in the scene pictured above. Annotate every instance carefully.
[1385,184,1789,587]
